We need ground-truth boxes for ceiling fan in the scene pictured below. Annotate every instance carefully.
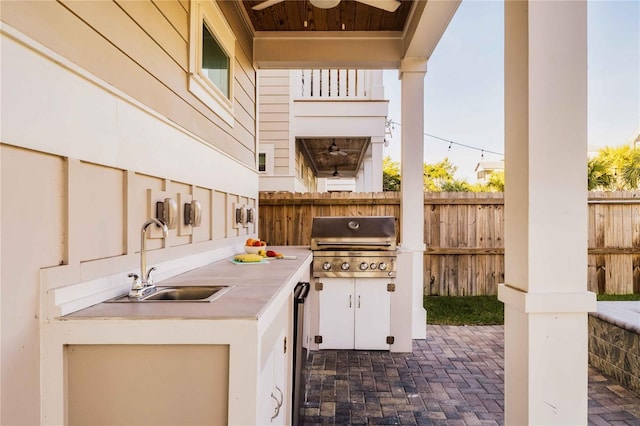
[328,140,349,156]
[252,0,401,13]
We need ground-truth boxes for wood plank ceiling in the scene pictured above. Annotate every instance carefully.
[242,0,412,32]
[298,137,371,178]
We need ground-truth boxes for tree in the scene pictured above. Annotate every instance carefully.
[382,156,401,191]
[423,158,458,192]
[622,148,640,189]
[587,157,614,191]
[596,145,638,190]
[440,180,472,192]
[383,156,501,193]
[484,170,505,192]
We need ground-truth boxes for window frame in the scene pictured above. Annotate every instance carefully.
[189,0,235,125]
[259,144,274,175]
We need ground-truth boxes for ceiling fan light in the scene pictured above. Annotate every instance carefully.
[310,0,341,9]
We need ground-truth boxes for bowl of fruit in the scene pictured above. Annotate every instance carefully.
[245,238,267,255]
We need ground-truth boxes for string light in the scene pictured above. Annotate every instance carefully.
[388,120,504,157]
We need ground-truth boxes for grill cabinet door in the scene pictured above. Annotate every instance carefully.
[317,277,391,350]
[354,278,391,350]
[317,278,355,349]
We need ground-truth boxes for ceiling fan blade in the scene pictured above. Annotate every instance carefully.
[252,0,286,10]
[355,0,401,13]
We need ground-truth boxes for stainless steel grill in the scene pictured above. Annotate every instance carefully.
[310,216,397,278]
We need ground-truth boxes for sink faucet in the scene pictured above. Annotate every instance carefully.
[128,218,169,298]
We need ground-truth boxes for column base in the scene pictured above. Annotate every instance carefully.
[498,284,596,425]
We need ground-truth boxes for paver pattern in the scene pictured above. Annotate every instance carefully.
[300,325,640,425]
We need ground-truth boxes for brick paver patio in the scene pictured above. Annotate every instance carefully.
[300,325,640,425]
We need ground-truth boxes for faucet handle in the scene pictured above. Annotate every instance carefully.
[145,267,157,285]
[128,273,142,289]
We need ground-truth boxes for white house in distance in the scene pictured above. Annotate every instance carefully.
[1,0,596,425]
[474,159,504,184]
[257,69,388,193]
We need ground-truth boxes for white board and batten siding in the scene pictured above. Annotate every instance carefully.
[1,1,259,424]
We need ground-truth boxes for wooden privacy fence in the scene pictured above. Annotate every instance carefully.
[258,191,640,296]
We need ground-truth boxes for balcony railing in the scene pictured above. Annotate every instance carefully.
[295,69,373,99]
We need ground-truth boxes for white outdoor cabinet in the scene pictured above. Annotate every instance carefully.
[257,328,288,425]
[317,277,391,350]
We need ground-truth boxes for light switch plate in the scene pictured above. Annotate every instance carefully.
[178,192,193,236]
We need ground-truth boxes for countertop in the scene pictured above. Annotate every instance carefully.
[64,246,312,321]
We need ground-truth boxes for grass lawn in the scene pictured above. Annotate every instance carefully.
[596,293,640,301]
[425,293,640,325]
[424,295,504,325]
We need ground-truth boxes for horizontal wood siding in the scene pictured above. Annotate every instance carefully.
[258,70,291,176]
[2,0,256,166]
[259,191,640,296]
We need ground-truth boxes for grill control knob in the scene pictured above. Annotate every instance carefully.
[370,262,377,270]
[359,262,369,270]
[341,262,350,271]
[322,262,332,271]
[378,262,388,271]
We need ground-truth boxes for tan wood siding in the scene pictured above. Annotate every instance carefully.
[1,0,256,166]
[152,0,189,42]
[258,70,291,176]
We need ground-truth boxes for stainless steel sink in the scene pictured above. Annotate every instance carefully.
[107,285,231,303]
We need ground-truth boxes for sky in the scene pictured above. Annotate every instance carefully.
[382,0,640,182]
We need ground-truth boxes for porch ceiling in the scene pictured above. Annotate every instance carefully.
[241,0,413,32]
[232,0,460,69]
[298,137,370,178]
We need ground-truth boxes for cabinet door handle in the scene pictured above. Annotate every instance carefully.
[270,385,283,421]
[358,295,361,308]
[349,295,352,308]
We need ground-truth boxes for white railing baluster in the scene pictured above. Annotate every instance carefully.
[301,70,311,97]
[294,69,378,99]
[329,70,338,97]
[338,69,347,97]
[320,69,329,97]
[311,69,321,97]
[347,70,356,97]
[357,70,366,97]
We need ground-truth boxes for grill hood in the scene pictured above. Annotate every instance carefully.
[310,216,397,251]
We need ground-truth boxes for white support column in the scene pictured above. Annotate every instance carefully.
[394,58,427,350]
[370,136,384,193]
[500,1,596,424]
